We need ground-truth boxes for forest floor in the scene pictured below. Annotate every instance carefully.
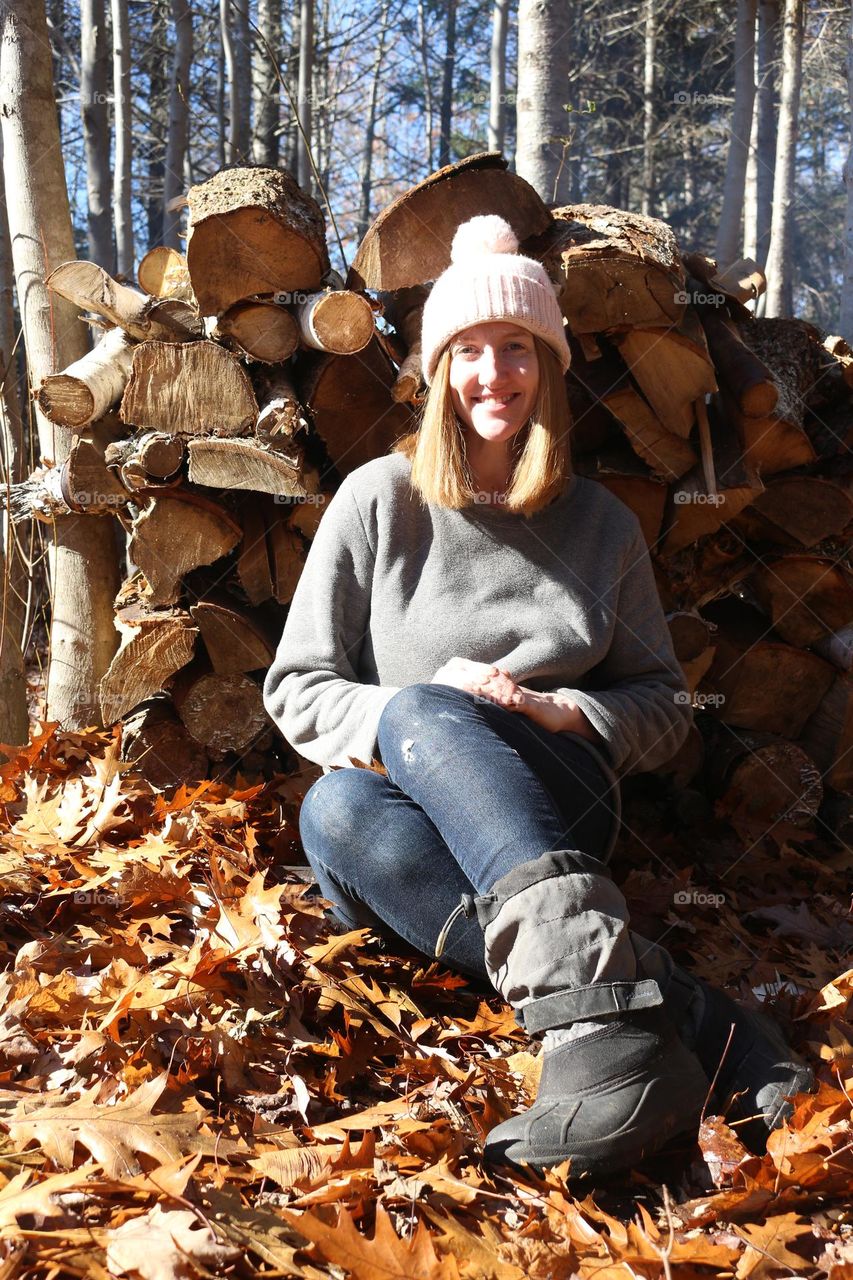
[0,719,851,1280]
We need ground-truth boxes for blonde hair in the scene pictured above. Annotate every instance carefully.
[392,336,572,517]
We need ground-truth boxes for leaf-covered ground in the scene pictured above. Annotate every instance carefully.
[0,722,851,1280]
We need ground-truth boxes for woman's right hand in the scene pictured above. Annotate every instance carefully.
[430,656,520,709]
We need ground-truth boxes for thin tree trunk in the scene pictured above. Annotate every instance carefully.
[216,7,226,166]
[357,0,389,238]
[515,0,573,205]
[252,0,280,165]
[417,0,433,170]
[0,134,29,742]
[840,0,853,337]
[296,0,313,189]
[640,0,656,216]
[111,0,133,275]
[764,0,803,316]
[488,0,509,154]
[80,0,114,270]
[163,0,192,248]
[438,0,456,168]
[232,0,251,161]
[221,0,238,163]
[716,0,757,267]
[756,0,779,269]
[0,0,119,728]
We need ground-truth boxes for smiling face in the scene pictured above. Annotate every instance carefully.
[447,322,540,447]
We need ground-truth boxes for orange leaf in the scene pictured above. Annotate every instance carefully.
[280,1203,461,1279]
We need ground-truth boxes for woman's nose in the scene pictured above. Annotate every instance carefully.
[478,346,505,382]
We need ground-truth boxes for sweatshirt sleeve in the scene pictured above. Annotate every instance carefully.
[262,480,401,769]
[554,522,692,775]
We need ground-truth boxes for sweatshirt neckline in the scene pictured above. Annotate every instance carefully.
[460,474,578,527]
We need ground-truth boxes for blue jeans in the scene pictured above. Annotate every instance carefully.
[298,683,620,980]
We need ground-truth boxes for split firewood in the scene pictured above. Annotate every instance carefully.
[379,285,429,402]
[798,673,853,792]
[748,553,853,648]
[660,414,763,555]
[62,415,130,512]
[347,152,551,291]
[120,340,258,435]
[253,367,306,439]
[813,623,853,671]
[215,300,299,363]
[105,432,186,492]
[667,611,716,693]
[136,246,196,303]
[237,497,275,605]
[189,597,277,674]
[298,339,414,477]
[822,335,853,392]
[170,658,271,759]
[574,444,667,549]
[534,203,686,333]
[129,492,242,607]
[611,307,718,439]
[569,336,697,479]
[696,306,779,417]
[120,695,209,789]
[698,596,836,738]
[186,435,309,498]
[681,251,765,313]
[99,610,198,724]
[46,259,202,341]
[661,526,754,612]
[186,166,330,315]
[745,475,853,548]
[296,289,376,354]
[37,327,135,428]
[8,464,75,523]
[266,515,308,605]
[701,721,824,834]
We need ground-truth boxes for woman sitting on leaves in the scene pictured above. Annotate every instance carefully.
[263,216,813,1181]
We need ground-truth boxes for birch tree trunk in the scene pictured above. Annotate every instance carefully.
[488,0,509,154]
[163,0,192,248]
[0,136,28,743]
[764,0,803,317]
[111,0,134,275]
[640,0,656,216]
[438,0,457,167]
[515,0,573,205]
[841,0,853,337]
[252,0,280,165]
[356,0,389,239]
[716,0,757,268]
[81,0,114,270]
[0,0,119,728]
[296,0,313,189]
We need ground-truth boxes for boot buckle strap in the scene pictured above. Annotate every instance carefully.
[518,978,663,1033]
[434,894,476,958]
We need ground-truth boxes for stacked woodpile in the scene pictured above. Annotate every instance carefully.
[15,153,853,841]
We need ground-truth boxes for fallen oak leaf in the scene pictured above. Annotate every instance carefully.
[0,1163,100,1231]
[106,1204,240,1280]
[280,1202,462,1279]
[9,1074,210,1179]
[734,1212,816,1279]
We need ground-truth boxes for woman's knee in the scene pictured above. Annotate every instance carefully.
[377,682,480,759]
[299,767,388,855]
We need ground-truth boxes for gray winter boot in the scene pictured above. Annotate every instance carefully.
[437,849,710,1180]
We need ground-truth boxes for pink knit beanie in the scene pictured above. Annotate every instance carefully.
[420,215,571,385]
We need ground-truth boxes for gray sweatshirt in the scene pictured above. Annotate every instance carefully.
[262,451,692,777]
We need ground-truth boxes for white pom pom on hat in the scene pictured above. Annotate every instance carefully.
[450,214,519,261]
[421,214,571,385]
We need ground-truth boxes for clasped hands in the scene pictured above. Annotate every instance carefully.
[430,656,600,741]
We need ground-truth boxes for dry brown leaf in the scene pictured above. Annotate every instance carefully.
[0,1164,100,1231]
[280,1203,462,1279]
[421,1206,527,1279]
[106,1205,240,1280]
[9,1074,209,1178]
[734,1213,816,1279]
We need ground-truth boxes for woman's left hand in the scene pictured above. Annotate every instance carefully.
[507,682,602,742]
